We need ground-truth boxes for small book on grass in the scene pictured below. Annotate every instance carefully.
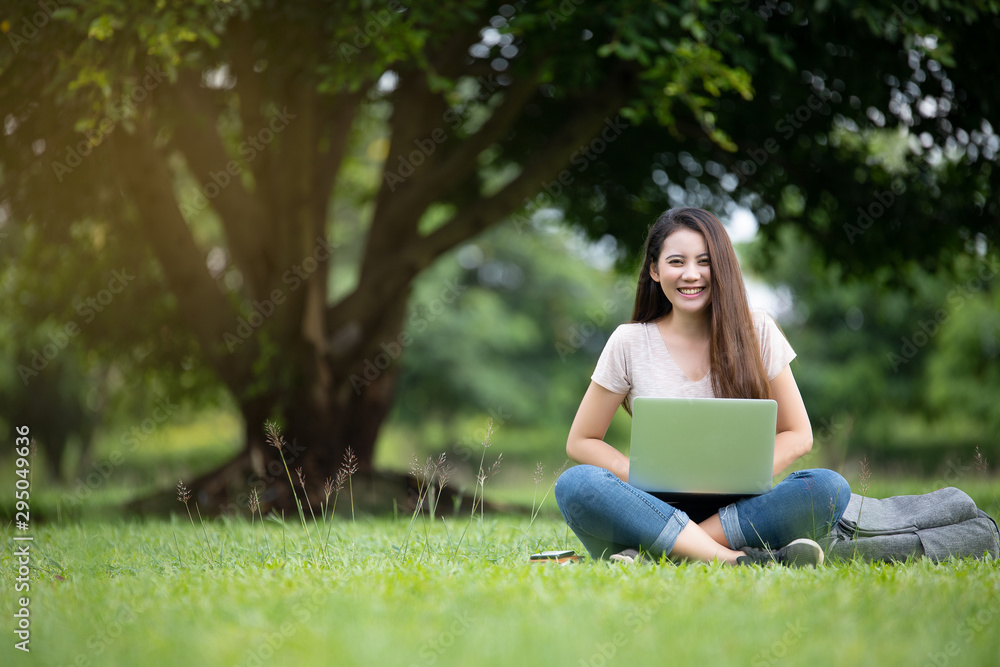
[529,550,581,564]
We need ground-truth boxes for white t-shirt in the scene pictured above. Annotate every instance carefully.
[591,309,795,411]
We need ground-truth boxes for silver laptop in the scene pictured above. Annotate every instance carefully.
[628,397,777,495]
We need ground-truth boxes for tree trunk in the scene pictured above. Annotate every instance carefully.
[116,27,635,519]
[128,356,428,517]
[131,287,440,517]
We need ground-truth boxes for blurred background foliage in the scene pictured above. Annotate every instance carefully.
[5,203,997,507]
[0,0,998,514]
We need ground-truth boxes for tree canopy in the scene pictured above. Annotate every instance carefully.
[1,0,997,510]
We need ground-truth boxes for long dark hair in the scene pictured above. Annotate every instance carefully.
[632,207,771,400]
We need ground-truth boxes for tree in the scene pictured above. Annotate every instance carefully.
[741,225,999,474]
[388,219,633,475]
[1,0,997,512]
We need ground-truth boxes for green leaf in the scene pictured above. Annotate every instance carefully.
[88,15,120,41]
[52,8,78,22]
[596,42,617,58]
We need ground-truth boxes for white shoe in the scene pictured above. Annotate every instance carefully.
[737,538,824,568]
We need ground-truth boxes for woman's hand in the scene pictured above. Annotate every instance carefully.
[770,364,813,476]
[566,381,631,481]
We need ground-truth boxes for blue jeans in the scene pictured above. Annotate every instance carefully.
[555,465,851,560]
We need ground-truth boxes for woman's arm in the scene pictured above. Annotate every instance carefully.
[770,364,813,475]
[566,381,631,481]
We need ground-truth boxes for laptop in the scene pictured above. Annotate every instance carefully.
[628,397,777,496]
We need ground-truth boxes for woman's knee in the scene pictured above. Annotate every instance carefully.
[554,465,582,509]
[824,470,852,521]
[555,465,611,519]
[792,468,851,519]
[555,465,598,502]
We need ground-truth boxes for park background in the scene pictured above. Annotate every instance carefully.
[1,1,999,666]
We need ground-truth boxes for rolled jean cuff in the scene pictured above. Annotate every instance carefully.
[650,509,690,556]
[720,503,747,550]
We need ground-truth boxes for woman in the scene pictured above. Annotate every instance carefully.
[555,207,850,566]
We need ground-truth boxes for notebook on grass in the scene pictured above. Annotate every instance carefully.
[628,396,777,496]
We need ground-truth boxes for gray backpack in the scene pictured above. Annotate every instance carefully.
[821,487,1000,562]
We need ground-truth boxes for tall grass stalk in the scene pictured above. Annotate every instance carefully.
[454,419,502,554]
[323,469,347,551]
[478,454,503,542]
[430,454,453,522]
[265,421,316,555]
[248,488,271,559]
[974,447,999,512]
[523,460,568,546]
[320,474,337,555]
[194,504,214,557]
[852,457,872,561]
[342,447,358,524]
[974,448,1000,550]
[399,455,438,559]
[278,510,287,560]
[296,467,322,557]
[176,480,212,562]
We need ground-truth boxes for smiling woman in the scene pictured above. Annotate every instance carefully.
[555,207,851,567]
[653,227,711,307]
[633,207,771,401]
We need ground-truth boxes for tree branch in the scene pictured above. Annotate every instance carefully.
[313,91,364,229]
[356,67,449,276]
[229,17,276,214]
[410,76,634,266]
[376,71,540,229]
[167,70,271,298]
[111,117,256,392]
[328,66,635,357]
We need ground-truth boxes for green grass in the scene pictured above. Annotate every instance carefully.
[5,408,1000,666]
[2,512,999,667]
